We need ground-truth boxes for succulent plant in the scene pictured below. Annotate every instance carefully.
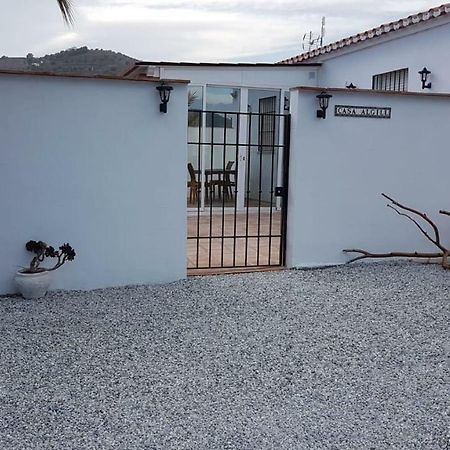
[23,240,76,273]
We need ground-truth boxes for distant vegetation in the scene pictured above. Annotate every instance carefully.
[0,47,136,76]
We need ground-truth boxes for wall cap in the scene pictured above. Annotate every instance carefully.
[291,85,450,99]
[0,70,190,85]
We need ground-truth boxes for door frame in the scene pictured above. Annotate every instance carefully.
[187,85,288,213]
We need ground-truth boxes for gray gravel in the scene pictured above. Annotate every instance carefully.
[0,262,449,450]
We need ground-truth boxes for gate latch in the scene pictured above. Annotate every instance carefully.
[275,186,287,197]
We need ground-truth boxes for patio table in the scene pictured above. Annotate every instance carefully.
[194,168,236,198]
[195,168,236,180]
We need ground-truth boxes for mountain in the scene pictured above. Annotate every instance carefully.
[0,47,137,77]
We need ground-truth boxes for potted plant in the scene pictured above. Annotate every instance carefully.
[15,240,76,299]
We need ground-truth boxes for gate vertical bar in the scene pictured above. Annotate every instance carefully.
[196,110,201,268]
[208,112,214,267]
[256,113,264,266]
[232,113,240,267]
[221,113,227,267]
[244,113,252,266]
[267,112,277,265]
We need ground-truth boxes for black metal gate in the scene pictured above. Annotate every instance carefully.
[187,108,290,270]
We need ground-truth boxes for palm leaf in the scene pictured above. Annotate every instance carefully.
[57,0,74,25]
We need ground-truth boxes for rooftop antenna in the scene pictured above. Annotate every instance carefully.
[302,16,326,51]
[320,16,325,46]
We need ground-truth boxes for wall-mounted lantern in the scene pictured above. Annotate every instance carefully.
[418,67,432,89]
[156,83,173,113]
[316,91,333,119]
[284,95,290,112]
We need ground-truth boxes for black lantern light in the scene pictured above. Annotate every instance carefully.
[418,67,432,89]
[316,91,333,119]
[156,83,173,113]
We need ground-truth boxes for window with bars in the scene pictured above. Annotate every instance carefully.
[372,68,408,92]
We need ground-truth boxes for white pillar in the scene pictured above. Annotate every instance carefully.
[237,88,249,211]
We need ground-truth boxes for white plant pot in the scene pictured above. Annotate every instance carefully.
[15,271,52,299]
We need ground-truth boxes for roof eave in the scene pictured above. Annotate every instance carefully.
[280,2,450,64]
[133,61,322,68]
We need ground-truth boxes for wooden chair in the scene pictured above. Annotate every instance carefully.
[187,163,200,204]
[221,161,236,199]
[187,163,214,204]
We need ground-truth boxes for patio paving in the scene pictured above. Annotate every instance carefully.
[188,211,282,268]
[0,262,449,449]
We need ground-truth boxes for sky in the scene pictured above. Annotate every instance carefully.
[0,0,444,62]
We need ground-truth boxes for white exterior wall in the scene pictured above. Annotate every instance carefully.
[287,88,450,268]
[0,74,188,294]
[157,66,319,89]
[318,19,450,92]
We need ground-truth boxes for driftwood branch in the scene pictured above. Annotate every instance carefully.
[344,194,450,269]
[381,193,443,249]
[386,204,445,252]
[343,249,443,264]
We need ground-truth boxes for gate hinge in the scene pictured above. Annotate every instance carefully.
[275,187,287,197]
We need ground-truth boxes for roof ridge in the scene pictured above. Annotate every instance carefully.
[279,3,450,64]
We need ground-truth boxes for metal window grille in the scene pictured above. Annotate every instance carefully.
[258,96,277,153]
[372,68,408,92]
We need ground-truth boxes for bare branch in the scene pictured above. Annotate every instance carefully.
[386,204,445,251]
[343,249,443,264]
[381,193,443,249]
[344,194,450,269]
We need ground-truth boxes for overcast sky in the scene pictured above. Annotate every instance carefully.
[1,0,443,62]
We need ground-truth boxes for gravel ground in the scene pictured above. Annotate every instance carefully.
[0,262,449,450]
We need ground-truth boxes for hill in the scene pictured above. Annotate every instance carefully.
[0,47,136,76]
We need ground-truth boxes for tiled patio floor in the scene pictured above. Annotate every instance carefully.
[187,211,282,269]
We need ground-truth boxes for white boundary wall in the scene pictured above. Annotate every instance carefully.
[287,88,450,268]
[151,65,319,90]
[0,74,188,294]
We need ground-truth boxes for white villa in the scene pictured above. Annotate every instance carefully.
[124,3,450,270]
[1,3,450,293]
[126,3,450,98]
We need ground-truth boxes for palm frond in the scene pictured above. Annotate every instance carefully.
[57,0,74,25]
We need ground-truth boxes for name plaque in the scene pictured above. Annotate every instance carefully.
[334,105,391,119]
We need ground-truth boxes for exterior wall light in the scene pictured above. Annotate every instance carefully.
[418,67,432,89]
[156,83,173,113]
[316,91,333,119]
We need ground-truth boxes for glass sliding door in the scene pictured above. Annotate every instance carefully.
[203,87,240,209]
[246,89,281,209]
[187,86,283,212]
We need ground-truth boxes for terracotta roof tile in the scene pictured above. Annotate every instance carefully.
[280,3,450,64]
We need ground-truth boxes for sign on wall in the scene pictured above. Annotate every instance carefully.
[334,105,391,119]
